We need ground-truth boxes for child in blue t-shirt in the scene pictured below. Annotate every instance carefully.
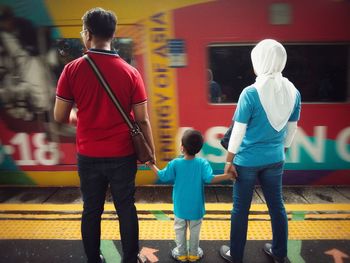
[146,129,232,262]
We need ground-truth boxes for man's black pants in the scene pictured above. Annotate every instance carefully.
[77,154,139,263]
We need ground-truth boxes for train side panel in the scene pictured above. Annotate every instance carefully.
[173,0,350,184]
[0,0,349,185]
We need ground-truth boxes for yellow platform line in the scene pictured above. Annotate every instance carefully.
[0,219,349,240]
[1,203,350,212]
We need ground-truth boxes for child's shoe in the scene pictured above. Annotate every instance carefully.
[188,254,203,262]
[188,247,203,262]
[171,253,188,262]
[171,248,188,262]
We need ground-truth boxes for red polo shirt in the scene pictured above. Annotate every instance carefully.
[56,49,147,157]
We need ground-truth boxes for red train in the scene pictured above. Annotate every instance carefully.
[0,0,349,186]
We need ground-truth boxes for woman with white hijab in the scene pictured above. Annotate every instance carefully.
[219,39,301,263]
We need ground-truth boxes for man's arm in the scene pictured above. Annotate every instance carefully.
[133,102,156,161]
[54,98,73,123]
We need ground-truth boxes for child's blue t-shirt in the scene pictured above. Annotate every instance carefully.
[233,86,301,167]
[157,157,215,220]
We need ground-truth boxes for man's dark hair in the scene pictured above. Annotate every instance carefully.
[82,7,117,39]
[181,129,204,156]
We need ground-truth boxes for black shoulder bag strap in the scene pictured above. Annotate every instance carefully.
[83,54,140,136]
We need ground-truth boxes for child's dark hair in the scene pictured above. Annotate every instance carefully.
[181,129,204,156]
[82,7,117,39]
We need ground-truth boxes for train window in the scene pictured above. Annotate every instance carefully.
[112,38,134,65]
[56,38,84,63]
[269,3,292,25]
[208,45,255,103]
[284,44,349,102]
[54,37,134,79]
[208,43,349,103]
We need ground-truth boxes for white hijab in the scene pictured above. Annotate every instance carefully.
[251,39,297,132]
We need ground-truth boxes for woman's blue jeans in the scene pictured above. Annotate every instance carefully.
[77,154,138,263]
[230,161,287,261]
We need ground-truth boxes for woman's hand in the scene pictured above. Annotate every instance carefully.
[225,162,238,180]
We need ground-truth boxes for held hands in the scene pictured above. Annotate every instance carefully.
[145,161,153,167]
[145,153,156,165]
[145,160,159,174]
[151,154,156,164]
[225,162,238,180]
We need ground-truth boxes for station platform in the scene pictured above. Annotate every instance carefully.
[0,186,349,263]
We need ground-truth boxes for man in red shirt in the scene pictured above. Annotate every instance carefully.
[54,7,155,263]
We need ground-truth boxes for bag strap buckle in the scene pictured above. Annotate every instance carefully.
[130,125,140,136]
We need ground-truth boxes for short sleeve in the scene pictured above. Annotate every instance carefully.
[56,64,74,103]
[158,160,176,182]
[132,69,147,105]
[233,88,253,123]
[289,90,301,122]
[201,159,214,183]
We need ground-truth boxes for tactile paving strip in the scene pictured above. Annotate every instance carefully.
[0,219,349,240]
[0,203,349,240]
